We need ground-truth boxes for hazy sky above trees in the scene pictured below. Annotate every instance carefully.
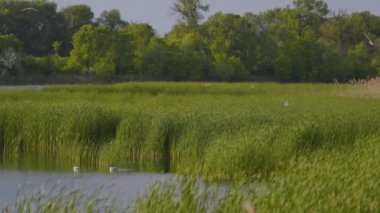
[54,0,380,35]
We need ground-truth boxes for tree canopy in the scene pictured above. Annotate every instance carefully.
[171,0,209,27]
[96,9,127,31]
[0,0,379,82]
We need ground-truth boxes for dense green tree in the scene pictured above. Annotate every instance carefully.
[67,25,115,76]
[0,34,21,50]
[293,0,329,33]
[67,24,133,76]
[165,23,213,80]
[203,12,251,80]
[166,24,211,59]
[247,13,280,76]
[96,9,127,31]
[171,0,209,27]
[52,41,62,56]
[0,0,379,82]
[123,23,156,74]
[261,1,338,81]
[371,38,380,74]
[319,11,380,80]
[346,42,377,79]
[275,29,324,81]
[204,13,242,60]
[59,4,94,55]
[125,23,155,51]
[59,4,94,33]
[136,38,171,79]
[138,37,211,80]
[0,0,66,56]
[66,25,98,73]
[211,56,248,81]
[113,29,133,74]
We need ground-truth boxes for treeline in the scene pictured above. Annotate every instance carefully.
[0,0,380,83]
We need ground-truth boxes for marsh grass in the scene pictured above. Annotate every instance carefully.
[0,103,120,170]
[0,82,379,176]
[134,136,380,212]
[134,177,223,213]
[345,77,380,98]
[1,182,122,213]
[0,82,379,211]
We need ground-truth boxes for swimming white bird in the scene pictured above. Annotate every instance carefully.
[73,166,80,174]
[109,166,118,174]
[109,166,131,174]
[20,7,39,13]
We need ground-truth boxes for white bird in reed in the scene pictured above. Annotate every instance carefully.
[73,166,80,174]
[284,100,289,107]
[109,166,118,174]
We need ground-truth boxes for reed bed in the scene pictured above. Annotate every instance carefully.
[134,137,379,212]
[0,82,379,211]
[1,183,122,213]
[354,77,380,98]
[1,83,379,177]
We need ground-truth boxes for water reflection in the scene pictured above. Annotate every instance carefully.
[0,154,230,210]
[0,154,176,208]
[0,170,174,208]
[0,153,165,173]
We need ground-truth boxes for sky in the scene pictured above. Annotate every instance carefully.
[53,0,380,35]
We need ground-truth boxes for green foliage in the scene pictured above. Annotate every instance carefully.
[52,41,62,56]
[135,38,171,79]
[93,53,116,77]
[59,4,94,34]
[58,4,94,55]
[205,13,246,62]
[171,0,209,27]
[67,24,130,76]
[124,23,156,71]
[212,56,249,81]
[2,0,380,82]
[346,42,377,79]
[0,0,67,56]
[0,34,21,50]
[135,178,212,213]
[135,137,380,212]
[0,82,379,177]
[96,9,128,31]
[1,184,122,212]
[166,26,209,54]
[293,0,329,32]
[275,29,324,81]
[22,55,67,75]
[135,37,212,81]
[0,101,119,167]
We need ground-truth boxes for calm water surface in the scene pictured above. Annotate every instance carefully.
[0,169,174,208]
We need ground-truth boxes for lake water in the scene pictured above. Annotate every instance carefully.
[0,169,174,209]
